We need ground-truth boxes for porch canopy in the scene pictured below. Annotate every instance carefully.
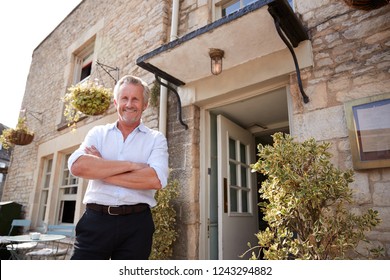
[136,0,309,87]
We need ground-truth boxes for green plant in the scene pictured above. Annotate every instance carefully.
[149,80,160,108]
[0,117,34,149]
[63,81,113,126]
[244,132,382,260]
[149,179,179,260]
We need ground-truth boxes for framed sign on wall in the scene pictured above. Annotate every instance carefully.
[345,93,390,170]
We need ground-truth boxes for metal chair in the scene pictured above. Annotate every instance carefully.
[7,219,32,236]
[26,224,75,260]
[6,219,38,259]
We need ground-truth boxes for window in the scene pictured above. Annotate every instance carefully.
[72,41,95,84]
[60,40,95,127]
[57,153,78,224]
[215,0,294,19]
[37,158,53,226]
[222,0,257,17]
[228,137,251,213]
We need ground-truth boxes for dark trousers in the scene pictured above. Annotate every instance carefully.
[71,207,154,260]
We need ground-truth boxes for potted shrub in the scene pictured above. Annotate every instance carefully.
[243,133,382,260]
[0,117,34,149]
[63,80,113,125]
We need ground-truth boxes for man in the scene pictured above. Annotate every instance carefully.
[68,75,169,260]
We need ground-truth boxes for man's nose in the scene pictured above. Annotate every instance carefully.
[125,99,132,107]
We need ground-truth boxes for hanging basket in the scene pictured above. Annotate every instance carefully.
[63,81,113,128]
[0,117,35,149]
[65,81,113,116]
[343,0,389,10]
[6,130,34,146]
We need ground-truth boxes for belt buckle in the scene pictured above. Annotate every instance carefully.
[108,206,120,215]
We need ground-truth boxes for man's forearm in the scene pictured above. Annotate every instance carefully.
[71,154,145,180]
[102,167,162,190]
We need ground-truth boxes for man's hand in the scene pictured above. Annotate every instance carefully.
[84,145,102,157]
[72,145,159,189]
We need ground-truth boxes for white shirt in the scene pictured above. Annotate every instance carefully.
[68,121,169,207]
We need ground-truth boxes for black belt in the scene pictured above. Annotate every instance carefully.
[86,203,149,215]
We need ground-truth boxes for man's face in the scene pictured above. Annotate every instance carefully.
[114,83,147,127]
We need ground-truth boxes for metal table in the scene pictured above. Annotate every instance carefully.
[6,234,66,260]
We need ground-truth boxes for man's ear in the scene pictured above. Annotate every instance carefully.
[143,101,148,110]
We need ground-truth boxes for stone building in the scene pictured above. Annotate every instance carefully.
[2,0,389,259]
[0,123,12,199]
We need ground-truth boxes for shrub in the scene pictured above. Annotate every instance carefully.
[149,179,179,260]
[244,133,382,260]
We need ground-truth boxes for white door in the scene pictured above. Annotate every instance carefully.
[217,115,258,259]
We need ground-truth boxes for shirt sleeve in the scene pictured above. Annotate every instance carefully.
[147,132,169,188]
[67,126,100,175]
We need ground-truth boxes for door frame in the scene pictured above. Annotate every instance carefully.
[198,84,293,259]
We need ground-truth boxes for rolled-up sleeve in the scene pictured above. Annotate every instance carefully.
[148,133,169,188]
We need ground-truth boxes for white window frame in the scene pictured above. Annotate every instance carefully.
[72,42,95,85]
[56,153,78,224]
[37,157,53,227]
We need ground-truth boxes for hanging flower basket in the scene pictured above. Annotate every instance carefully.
[0,117,34,149]
[63,81,113,125]
[343,0,389,10]
[7,130,34,146]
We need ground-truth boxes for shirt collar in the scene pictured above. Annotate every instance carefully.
[110,121,147,133]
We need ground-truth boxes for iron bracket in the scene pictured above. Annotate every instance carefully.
[154,75,189,130]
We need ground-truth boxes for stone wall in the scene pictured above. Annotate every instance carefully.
[292,0,390,257]
[167,93,201,260]
[178,0,210,36]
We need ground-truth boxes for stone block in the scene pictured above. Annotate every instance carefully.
[350,172,371,205]
[373,182,390,206]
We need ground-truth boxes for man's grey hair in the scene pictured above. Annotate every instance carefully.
[113,75,150,103]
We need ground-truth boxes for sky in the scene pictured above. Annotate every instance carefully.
[0,0,83,128]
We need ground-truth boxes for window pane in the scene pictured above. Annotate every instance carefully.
[240,143,246,163]
[62,172,69,185]
[243,0,257,6]
[57,153,78,225]
[44,174,51,188]
[230,188,238,212]
[229,162,237,186]
[62,154,78,187]
[64,186,78,195]
[40,190,48,219]
[80,62,92,81]
[222,1,240,17]
[242,190,248,212]
[229,138,236,160]
[241,166,247,187]
[43,159,53,189]
[60,201,76,223]
[71,177,78,185]
[47,159,52,171]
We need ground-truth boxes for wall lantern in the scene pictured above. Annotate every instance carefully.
[209,48,224,75]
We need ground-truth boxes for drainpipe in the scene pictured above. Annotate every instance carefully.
[159,0,180,135]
